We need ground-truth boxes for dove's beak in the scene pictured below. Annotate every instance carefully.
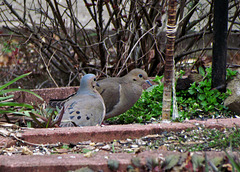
[146,80,152,86]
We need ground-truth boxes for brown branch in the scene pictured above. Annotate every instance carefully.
[175,47,240,63]
[179,0,199,38]
[227,1,240,37]
[175,31,211,45]
[2,0,32,30]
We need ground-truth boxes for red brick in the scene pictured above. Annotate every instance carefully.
[13,87,79,104]
[0,150,237,172]
[1,118,240,172]
[0,136,16,148]
[20,123,195,144]
[19,118,240,145]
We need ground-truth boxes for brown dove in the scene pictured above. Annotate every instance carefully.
[55,74,105,127]
[50,69,151,120]
[96,68,151,119]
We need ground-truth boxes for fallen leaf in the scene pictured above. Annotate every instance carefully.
[21,147,33,155]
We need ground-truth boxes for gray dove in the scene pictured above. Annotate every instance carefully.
[56,74,105,127]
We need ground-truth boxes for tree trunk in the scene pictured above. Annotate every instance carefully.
[212,0,228,92]
[162,0,178,120]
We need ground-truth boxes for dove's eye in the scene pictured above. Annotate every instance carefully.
[138,74,143,78]
[94,78,96,81]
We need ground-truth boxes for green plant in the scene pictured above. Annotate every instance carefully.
[185,127,240,152]
[0,72,62,128]
[2,39,19,54]
[0,72,43,117]
[224,151,240,171]
[108,159,119,171]
[177,67,236,120]
[107,67,237,124]
[107,76,164,124]
[28,106,59,128]
[226,68,238,80]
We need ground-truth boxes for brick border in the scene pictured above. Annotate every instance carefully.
[1,118,240,172]
[19,118,240,144]
[0,150,238,172]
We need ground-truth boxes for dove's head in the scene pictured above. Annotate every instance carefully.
[125,69,152,86]
[77,74,99,94]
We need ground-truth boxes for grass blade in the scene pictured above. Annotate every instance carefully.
[0,95,14,101]
[0,88,43,101]
[224,151,240,171]
[0,72,32,91]
[29,112,44,127]
[0,102,33,108]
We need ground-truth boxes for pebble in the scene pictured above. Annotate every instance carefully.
[119,140,128,144]
[126,138,132,142]
[96,142,104,146]
[79,140,91,145]
[124,148,134,152]
[89,142,95,146]
[2,123,233,156]
[130,145,138,148]
[135,139,146,146]
[33,152,44,155]
[101,144,111,150]
[84,151,93,158]
[84,146,95,150]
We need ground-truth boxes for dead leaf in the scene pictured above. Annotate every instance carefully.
[21,146,33,155]
[84,151,93,158]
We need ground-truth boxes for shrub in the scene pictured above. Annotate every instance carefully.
[177,67,237,120]
[0,72,47,127]
[107,68,237,124]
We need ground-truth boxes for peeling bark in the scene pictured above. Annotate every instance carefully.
[162,0,177,120]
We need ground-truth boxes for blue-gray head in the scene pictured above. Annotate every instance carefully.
[77,74,98,94]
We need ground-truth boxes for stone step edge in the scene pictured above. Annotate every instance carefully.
[18,118,240,145]
[1,150,238,172]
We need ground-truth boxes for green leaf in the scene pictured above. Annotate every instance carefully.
[0,110,15,114]
[29,112,44,127]
[108,159,119,171]
[0,95,14,101]
[0,72,32,91]
[146,85,159,92]
[199,66,205,77]
[162,154,180,170]
[0,102,33,108]
[188,89,196,95]
[200,101,208,107]
[1,88,43,101]
[152,75,164,84]
[131,157,141,167]
[0,109,31,115]
[22,110,32,117]
[82,148,91,153]
[224,151,240,171]
[211,156,223,167]
[192,154,204,171]
[26,121,33,128]
[61,145,69,149]
[198,94,205,101]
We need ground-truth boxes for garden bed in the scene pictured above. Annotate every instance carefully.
[1,72,240,171]
[1,118,240,171]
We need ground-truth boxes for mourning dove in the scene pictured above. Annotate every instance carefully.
[97,68,152,119]
[50,69,151,120]
[56,74,105,127]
